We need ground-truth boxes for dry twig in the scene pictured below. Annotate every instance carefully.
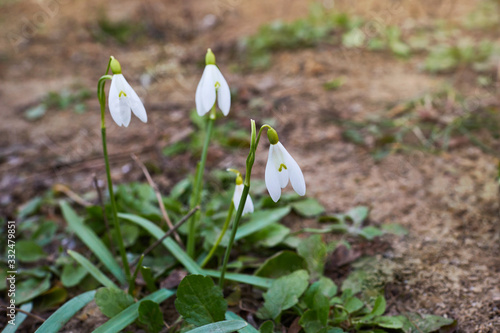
[131,154,184,247]
[129,206,199,268]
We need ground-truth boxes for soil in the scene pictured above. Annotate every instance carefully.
[1,0,499,332]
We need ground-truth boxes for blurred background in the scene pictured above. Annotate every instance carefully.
[0,0,499,330]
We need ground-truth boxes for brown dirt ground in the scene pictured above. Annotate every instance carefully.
[1,0,499,332]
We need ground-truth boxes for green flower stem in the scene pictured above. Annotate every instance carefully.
[128,254,144,295]
[98,69,131,283]
[219,120,267,288]
[187,106,217,258]
[219,184,250,288]
[200,201,235,268]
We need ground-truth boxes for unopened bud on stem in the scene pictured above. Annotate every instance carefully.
[205,49,216,65]
[267,128,279,145]
[110,56,122,74]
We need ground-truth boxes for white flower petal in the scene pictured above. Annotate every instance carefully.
[232,184,243,209]
[119,97,131,127]
[119,75,147,123]
[215,67,231,116]
[280,142,306,196]
[243,194,254,215]
[108,75,123,126]
[200,65,217,113]
[265,144,282,202]
[196,67,209,116]
[277,167,289,189]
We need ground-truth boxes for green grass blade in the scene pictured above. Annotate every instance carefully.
[61,201,127,285]
[234,207,291,241]
[2,302,32,333]
[34,291,96,333]
[185,320,247,333]
[92,289,175,333]
[68,250,119,289]
[225,312,259,333]
[119,213,203,274]
[204,270,273,289]
[120,213,275,288]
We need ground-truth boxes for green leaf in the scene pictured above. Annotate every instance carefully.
[381,223,408,236]
[16,240,47,262]
[185,320,247,333]
[61,202,127,285]
[16,276,51,304]
[61,261,88,287]
[205,270,273,289]
[255,251,308,279]
[371,295,386,316]
[93,289,174,333]
[297,235,327,278]
[234,207,292,242]
[327,329,345,333]
[119,213,203,275]
[68,250,118,289]
[249,224,290,247]
[346,206,369,226]
[121,213,274,288]
[2,302,32,333]
[291,198,325,217]
[344,297,364,313]
[342,28,365,48]
[358,226,384,240]
[299,310,329,333]
[304,277,337,310]
[18,197,43,219]
[95,287,135,318]
[34,291,95,333]
[24,104,47,121]
[259,320,274,333]
[225,312,260,333]
[323,78,344,91]
[138,300,164,333]
[373,316,404,329]
[174,275,227,326]
[257,270,309,320]
[395,313,456,333]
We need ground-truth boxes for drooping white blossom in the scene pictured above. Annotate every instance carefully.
[233,183,254,216]
[108,74,147,127]
[195,49,230,117]
[265,141,306,202]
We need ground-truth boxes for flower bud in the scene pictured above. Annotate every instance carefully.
[267,128,279,145]
[205,48,216,65]
[110,56,122,75]
[235,174,243,185]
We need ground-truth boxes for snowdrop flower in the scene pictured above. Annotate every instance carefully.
[195,49,230,117]
[108,57,147,127]
[265,128,306,202]
[229,169,254,215]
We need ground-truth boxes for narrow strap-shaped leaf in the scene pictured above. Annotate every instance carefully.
[185,320,247,333]
[234,207,291,241]
[68,250,119,289]
[34,291,96,333]
[61,202,127,285]
[203,270,272,289]
[119,213,203,274]
[225,312,260,333]
[2,302,32,333]
[92,289,175,333]
[120,213,275,288]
